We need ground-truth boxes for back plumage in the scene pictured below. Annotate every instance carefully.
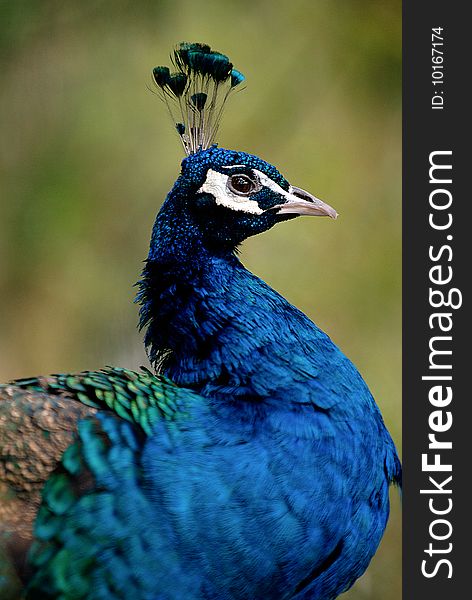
[0,42,400,600]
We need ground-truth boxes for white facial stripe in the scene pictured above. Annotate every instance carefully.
[255,171,291,198]
[197,169,264,214]
[197,168,291,215]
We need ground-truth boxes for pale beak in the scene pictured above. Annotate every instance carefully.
[270,185,338,219]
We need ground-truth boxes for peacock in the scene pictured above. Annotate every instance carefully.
[0,42,401,600]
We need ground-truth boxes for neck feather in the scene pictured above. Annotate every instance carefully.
[137,189,241,380]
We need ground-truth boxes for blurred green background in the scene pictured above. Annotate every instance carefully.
[0,0,401,598]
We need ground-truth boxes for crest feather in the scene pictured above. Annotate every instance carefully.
[152,42,245,155]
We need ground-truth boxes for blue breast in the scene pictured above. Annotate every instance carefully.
[135,247,401,599]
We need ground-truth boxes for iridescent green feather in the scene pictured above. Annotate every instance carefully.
[10,367,188,436]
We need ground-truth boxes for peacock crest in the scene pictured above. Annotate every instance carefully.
[152,42,245,155]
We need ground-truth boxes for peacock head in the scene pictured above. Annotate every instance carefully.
[150,42,337,253]
[174,146,337,248]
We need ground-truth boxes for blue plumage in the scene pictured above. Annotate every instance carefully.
[134,145,401,599]
[0,42,400,599]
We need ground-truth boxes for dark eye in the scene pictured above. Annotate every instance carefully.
[228,173,257,195]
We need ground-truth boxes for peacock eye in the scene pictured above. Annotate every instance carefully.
[228,173,258,196]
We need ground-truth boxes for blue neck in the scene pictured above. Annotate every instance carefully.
[148,192,206,264]
[138,189,243,385]
[139,187,320,398]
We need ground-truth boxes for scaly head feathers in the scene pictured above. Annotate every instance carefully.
[152,42,245,155]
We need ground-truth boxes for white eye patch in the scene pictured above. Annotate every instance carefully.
[197,168,290,215]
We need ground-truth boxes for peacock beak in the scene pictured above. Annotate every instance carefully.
[271,185,338,219]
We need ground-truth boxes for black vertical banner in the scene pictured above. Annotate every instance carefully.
[403,3,468,599]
